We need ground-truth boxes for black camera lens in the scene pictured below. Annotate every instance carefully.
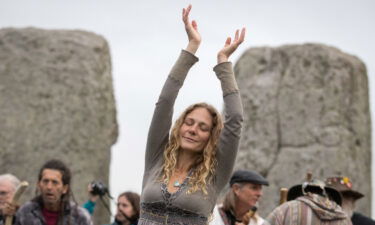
[90,181,108,196]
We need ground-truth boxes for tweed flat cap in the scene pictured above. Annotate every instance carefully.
[230,170,269,186]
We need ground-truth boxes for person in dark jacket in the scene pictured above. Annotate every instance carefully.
[14,159,92,225]
[326,176,375,225]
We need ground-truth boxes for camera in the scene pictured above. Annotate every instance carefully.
[90,181,108,197]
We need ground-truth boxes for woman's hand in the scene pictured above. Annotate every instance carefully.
[217,28,246,63]
[182,4,201,54]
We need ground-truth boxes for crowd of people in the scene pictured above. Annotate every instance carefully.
[0,4,373,225]
[0,162,373,225]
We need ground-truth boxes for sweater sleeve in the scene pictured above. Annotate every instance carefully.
[144,50,199,173]
[82,200,96,215]
[213,61,244,191]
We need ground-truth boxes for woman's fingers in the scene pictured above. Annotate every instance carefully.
[238,27,246,44]
[234,29,239,42]
[233,28,245,45]
[192,20,198,31]
[182,4,192,22]
[225,37,231,47]
[182,10,188,24]
[186,4,192,15]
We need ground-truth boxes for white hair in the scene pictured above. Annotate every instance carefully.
[0,174,20,192]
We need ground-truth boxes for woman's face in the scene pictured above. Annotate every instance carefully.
[116,195,135,222]
[179,107,213,153]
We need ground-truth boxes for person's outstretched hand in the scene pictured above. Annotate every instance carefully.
[217,28,246,63]
[182,4,201,54]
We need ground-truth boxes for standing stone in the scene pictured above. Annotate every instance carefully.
[234,43,371,216]
[0,28,118,224]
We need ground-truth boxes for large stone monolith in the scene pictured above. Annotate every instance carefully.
[0,28,118,224]
[234,43,371,216]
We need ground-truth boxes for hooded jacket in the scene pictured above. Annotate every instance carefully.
[265,193,352,225]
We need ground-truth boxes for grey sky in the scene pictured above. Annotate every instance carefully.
[1,0,374,216]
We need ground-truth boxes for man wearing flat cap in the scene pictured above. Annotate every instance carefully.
[211,170,269,225]
[326,176,375,225]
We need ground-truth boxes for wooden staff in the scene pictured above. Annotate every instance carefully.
[306,172,313,182]
[279,188,288,205]
[5,181,29,225]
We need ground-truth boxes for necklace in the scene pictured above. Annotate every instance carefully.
[172,169,193,188]
[173,180,181,187]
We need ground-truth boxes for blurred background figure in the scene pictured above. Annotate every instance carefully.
[211,170,269,225]
[110,192,140,225]
[83,188,140,225]
[265,178,351,225]
[0,174,20,224]
[326,176,375,225]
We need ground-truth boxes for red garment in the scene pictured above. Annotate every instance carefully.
[42,207,59,225]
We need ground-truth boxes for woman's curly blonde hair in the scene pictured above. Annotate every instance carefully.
[161,102,223,194]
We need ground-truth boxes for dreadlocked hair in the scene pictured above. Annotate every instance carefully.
[33,159,76,225]
[161,103,223,194]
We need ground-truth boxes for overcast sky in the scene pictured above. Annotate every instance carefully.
[1,0,375,216]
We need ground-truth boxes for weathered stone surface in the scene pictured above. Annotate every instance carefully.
[0,27,118,224]
[234,43,371,216]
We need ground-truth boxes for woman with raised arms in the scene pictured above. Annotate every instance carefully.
[139,5,246,225]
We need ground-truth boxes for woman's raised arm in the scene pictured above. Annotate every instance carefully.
[214,28,246,191]
[143,5,200,174]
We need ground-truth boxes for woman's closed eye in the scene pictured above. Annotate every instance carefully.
[184,118,194,126]
[199,124,210,132]
[184,118,211,132]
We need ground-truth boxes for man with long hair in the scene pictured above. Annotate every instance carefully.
[14,159,92,225]
[212,170,269,225]
[108,192,139,225]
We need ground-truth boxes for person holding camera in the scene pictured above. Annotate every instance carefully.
[139,4,245,225]
[14,159,92,225]
[83,182,139,225]
[82,181,107,215]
